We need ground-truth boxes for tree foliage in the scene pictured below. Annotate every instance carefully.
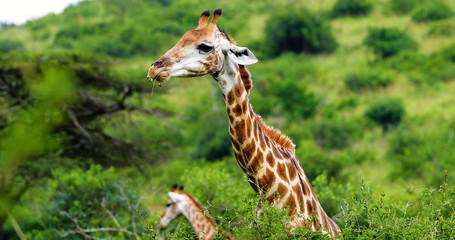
[364,27,418,59]
[331,0,373,17]
[264,7,338,57]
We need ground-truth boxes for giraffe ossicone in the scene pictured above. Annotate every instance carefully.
[159,185,232,240]
[148,9,342,238]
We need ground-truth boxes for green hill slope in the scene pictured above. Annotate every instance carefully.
[1,0,454,239]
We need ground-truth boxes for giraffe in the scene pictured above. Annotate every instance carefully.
[147,9,342,238]
[158,185,232,240]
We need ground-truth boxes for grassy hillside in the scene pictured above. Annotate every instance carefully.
[0,0,454,239]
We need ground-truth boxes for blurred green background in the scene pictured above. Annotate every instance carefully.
[0,0,454,239]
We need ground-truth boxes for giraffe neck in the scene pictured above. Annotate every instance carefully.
[213,60,342,237]
[183,194,220,240]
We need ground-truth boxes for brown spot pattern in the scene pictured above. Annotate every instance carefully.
[227,91,235,105]
[276,183,288,200]
[234,119,246,143]
[250,149,263,172]
[286,161,297,180]
[243,140,256,161]
[258,168,275,193]
[234,152,247,172]
[233,104,242,117]
[234,81,244,97]
[306,200,313,216]
[277,162,289,182]
[246,118,252,138]
[266,152,275,168]
[247,174,259,192]
[242,99,248,114]
[272,147,283,159]
[292,184,304,201]
[286,196,297,216]
[230,136,240,151]
[302,183,308,195]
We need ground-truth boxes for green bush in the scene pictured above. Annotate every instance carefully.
[342,174,455,239]
[412,56,455,84]
[388,0,418,14]
[249,54,320,119]
[274,77,321,119]
[231,196,332,239]
[331,0,373,17]
[428,21,455,36]
[387,123,455,182]
[264,7,338,57]
[28,165,148,239]
[295,140,347,180]
[384,50,426,71]
[364,27,418,59]
[411,1,454,22]
[365,97,405,130]
[437,43,455,63]
[344,68,394,91]
[0,39,23,53]
[310,118,362,150]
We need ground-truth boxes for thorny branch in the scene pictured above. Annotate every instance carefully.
[56,210,137,240]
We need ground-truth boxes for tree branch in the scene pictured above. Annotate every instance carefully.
[57,210,138,240]
[65,106,92,142]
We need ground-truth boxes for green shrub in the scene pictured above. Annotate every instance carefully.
[365,97,405,130]
[264,7,338,57]
[231,196,332,239]
[387,123,455,182]
[384,50,426,71]
[274,77,321,119]
[331,0,373,17]
[181,161,254,218]
[0,39,23,53]
[295,140,346,180]
[342,173,455,239]
[411,1,454,22]
[428,21,455,36]
[183,102,232,161]
[388,0,418,14]
[413,56,455,84]
[364,27,418,59]
[28,165,148,239]
[344,68,394,91]
[310,118,362,150]
[312,171,351,218]
[437,43,455,62]
[249,54,320,119]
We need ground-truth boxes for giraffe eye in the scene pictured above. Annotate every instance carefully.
[197,43,214,53]
[166,203,173,207]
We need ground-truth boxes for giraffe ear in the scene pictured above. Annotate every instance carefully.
[227,45,258,65]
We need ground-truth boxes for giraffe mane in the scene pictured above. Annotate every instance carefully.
[254,115,296,152]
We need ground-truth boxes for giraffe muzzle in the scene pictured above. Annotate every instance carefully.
[147,65,171,82]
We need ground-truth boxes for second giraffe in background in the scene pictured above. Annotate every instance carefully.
[159,185,232,240]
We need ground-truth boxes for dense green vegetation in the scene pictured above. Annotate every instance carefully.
[1,0,454,239]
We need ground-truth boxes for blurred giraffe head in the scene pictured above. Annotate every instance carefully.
[147,9,257,83]
[158,185,187,228]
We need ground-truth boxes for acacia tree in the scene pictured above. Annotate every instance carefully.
[0,53,171,237]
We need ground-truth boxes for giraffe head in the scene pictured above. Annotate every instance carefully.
[147,9,258,83]
[158,185,188,228]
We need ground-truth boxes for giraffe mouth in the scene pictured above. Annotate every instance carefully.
[147,66,171,83]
